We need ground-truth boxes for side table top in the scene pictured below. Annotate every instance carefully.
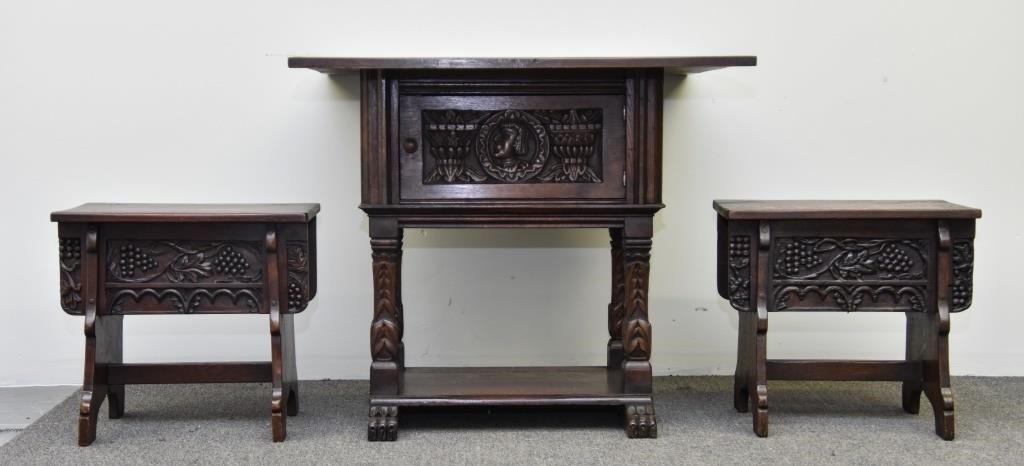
[713,200,981,220]
[51,203,321,223]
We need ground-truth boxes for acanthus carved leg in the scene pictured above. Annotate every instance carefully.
[620,219,656,438]
[370,219,404,398]
[624,403,658,439]
[367,405,399,441]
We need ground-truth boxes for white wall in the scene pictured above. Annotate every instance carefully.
[2,0,1021,386]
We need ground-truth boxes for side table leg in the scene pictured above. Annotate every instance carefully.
[621,218,656,438]
[921,222,955,440]
[79,308,122,446]
[79,228,123,446]
[902,311,924,414]
[267,229,294,442]
[607,228,625,369]
[733,311,753,413]
[750,221,771,437]
[369,218,403,441]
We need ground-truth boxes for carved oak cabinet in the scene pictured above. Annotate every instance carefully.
[289,57,755,440]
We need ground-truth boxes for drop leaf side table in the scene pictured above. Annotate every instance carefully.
[52,203,319,444]
[714,200,980,439]
[289,57,755,440]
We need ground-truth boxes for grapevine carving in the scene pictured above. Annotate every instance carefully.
[286,241,310,312]
[727,236,751,311]
[772,237,930,312]
[59,237,83,314]
[106,240,263,284]
[773,238,927,281]
[951,240,974,312]
[422,108,602,184]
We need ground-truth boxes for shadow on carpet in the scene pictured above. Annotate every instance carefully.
[1,376,1022,464]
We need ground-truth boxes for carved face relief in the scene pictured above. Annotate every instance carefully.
[476,110,549,182]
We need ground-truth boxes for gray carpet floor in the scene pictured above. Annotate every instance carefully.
[1,376,1022,464]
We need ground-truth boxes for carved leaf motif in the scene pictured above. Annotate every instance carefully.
[951,240,974,312]
[371,249,402,362]
[108,288,262,314]
[58,237,83,314]
[727,236,751,311]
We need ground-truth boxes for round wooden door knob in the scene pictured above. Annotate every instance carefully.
[403,138,418,154]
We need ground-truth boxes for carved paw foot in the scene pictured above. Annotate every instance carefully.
[624,404,657,438]
[368,405,398,442]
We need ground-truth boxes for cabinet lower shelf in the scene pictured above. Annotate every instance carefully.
[370,366,652,407]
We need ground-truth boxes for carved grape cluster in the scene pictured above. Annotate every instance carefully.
[778,241,822,275]
[952,282,971,308]
[59,238,80,260]
[214,246,249,277]
[288,282,305,310]
[729,236,750,258]
[119,244,157,277]
[877,243,913,274]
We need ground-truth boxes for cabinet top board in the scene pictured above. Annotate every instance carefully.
[287,56,756,75]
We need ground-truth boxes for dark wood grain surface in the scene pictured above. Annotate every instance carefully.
[713,200,981,220]
[288,56,756,75]
[52,203,321,223]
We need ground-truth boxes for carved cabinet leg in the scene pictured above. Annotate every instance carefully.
[369,218,403,442]
[607,228,625,369]
[620,218,656,438]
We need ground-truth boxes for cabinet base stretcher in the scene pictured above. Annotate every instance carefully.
[368,366,657,441]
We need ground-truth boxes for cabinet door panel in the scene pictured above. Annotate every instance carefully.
[399,94,626,202]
